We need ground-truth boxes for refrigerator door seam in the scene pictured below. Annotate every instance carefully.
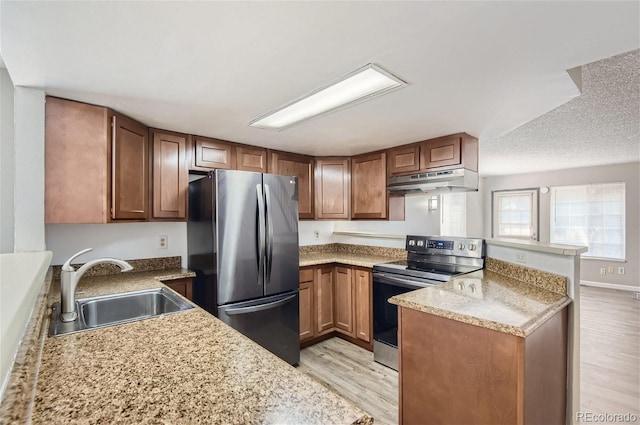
[256,183,266,288]
[264,183,274,284]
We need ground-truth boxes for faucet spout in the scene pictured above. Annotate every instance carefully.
[59,249,134,322]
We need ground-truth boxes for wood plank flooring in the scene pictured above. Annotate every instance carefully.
[580,286,639,417]
[298,337,398,425]
[298,286,639,424]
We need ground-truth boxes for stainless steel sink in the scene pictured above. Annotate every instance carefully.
[49,287,194,336]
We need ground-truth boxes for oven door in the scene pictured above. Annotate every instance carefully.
[373,272,443,370]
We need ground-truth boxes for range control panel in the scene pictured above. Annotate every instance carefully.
[406,235,484,258]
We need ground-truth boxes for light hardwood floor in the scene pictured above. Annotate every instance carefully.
[298,286,639,424]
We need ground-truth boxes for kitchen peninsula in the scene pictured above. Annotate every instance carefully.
[0,258,372,424]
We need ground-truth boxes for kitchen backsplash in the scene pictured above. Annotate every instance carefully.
[50,256,182,280]
[300,243,406,258]
[485,257,567,295]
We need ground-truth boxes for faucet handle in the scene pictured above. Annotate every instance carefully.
[62,248,93,272]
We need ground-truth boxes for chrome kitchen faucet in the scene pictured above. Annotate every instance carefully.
[59,248,133,322]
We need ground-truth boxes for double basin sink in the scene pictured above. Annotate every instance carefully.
[49,287,194,337]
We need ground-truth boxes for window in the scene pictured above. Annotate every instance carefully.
[440,193,466,236]
[492,189,539,240]
[550,183,625,260]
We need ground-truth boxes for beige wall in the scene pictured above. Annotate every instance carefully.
[482,162,639,288]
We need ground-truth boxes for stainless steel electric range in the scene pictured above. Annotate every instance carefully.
[372,235,485,370]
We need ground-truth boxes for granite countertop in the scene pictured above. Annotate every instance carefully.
[299,252,402,268]
[28,270,372,424]
[389,269,572,337]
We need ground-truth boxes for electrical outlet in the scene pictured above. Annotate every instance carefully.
[599,268,606,275]
[157,235,168,249]
[607,266,614,274]
[516,252,527,263]
[618,267,625,275]
[314,230,320,239]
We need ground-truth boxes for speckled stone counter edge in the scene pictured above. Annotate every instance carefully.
[486,257,567,294]
[0,269,52,425]
[0,258,192,425]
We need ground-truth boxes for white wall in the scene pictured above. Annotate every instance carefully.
[46,222,188,267]
[482,162,640,288]
[13,86,45,252]
[332,195,441,248]
[0,67,14,253]
[298,220,335,245]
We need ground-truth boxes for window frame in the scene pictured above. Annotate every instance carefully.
[491,188,540,240]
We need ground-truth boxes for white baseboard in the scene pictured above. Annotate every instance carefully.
[581,280,639,292]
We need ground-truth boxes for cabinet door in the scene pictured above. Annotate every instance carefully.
[163,278,193,301]
[236,146,267,172]
[354,268,371,343]
[315,266,335,334]
[45,97,110,223]
[388,144,420,176]
[351,152,387,219]
[269,151,314,219]
[192,136,236,171]
[299,268,315,341]
[111,113,149,220]
[334,266,355,337]
[315,158,350,219]
[420,135,462,170]
[151,130,187,219]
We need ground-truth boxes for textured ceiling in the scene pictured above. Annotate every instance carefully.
[1,2,639,176]
[480,50,640,175]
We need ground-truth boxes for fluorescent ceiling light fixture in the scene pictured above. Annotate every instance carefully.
[250,63,406,131]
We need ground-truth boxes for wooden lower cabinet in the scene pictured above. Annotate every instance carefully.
[163,278,193,301]
[299,268,315,342]
[315,266,335,335]
[354,267,372,343]
[334,266,355,337]
[300,265,372,349]
[399,306,568,425]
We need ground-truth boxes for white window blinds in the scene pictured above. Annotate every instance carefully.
[550,182,625,260]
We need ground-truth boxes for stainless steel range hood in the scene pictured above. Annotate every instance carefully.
[386,168,478,194]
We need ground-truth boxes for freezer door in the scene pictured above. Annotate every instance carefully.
[216,169,265,304]
[217,291,300,365]
[263,173,300,296]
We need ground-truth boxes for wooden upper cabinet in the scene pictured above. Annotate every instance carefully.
[45,97,110,223]
[45,97,149,223]
[151,129,188,220]
[334,266,355,337]
[388,145,420,176]
[111,113,149,220]
[315,266,335,335]
[314,158,350,220]
[269,151,314,219]
[354,267,372,343]
[420,133,478,172]
[236,145,267,172]
[191,136,236,171]
[351,152,387,219]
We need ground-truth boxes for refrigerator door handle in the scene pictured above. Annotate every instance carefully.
[223,293,297,315]
[264,184,274,284]
[256,183,266,287]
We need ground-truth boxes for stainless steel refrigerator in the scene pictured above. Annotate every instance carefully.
[187,169,300,365]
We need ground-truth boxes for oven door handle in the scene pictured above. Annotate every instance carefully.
[373,273,441,289]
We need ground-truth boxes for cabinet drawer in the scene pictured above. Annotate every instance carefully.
[299,268,314,283]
